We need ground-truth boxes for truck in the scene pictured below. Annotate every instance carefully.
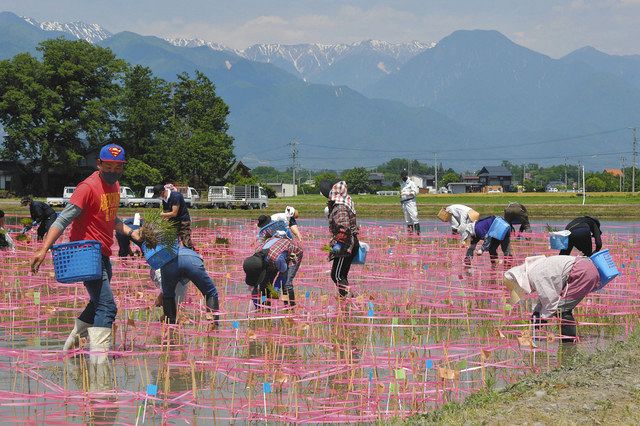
[231,185,269,209]
[207,186,234,209]
[46,186,76,207]
[176,186,200,208]
[120,186,160,208]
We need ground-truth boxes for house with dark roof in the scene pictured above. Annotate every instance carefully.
[477,166,513,192]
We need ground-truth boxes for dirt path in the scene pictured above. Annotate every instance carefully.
[415,334,640,425]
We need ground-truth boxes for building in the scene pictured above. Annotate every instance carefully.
[545,180,565,192]
[447,182,480,194]
[604,168,623,178]
[408,174,435,189]
[369,172,385,187]
[477,166,513,192]
[0,161,27,194]
[266,182,298,197]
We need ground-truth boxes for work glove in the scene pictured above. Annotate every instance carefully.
[288,252,299,264]
[331,243,343,254]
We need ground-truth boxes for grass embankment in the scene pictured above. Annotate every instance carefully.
[409,333,640,425]
[2,192,639,219]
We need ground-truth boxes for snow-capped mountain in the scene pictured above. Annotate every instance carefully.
[21,17,111,43]
[167,37,235,53]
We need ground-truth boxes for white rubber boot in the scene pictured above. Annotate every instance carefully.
[87,327,112,364]
[62,319,92,352]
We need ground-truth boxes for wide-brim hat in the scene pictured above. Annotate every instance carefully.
[243,255,266,286]
[152,184,165,198]
[319,179,339,198]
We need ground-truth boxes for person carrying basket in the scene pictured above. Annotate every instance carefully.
[30,144,140,361]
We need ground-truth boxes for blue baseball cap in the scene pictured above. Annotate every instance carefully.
[99,144,126,162]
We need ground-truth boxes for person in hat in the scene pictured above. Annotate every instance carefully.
[399,170,420,235]
[30,143,140,360]
[504,202,532,234]
[153,184,194,250]
[458,216,512,267]
[243,235,303,307]
[20,196,58,241]
[559,216,602,256]
[504,255,601,342]
[256,206,301,241]
[321,180,360,297]
[0,210,15,250]
[439,204,477,234]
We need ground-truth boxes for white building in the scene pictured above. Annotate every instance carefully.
[266,182,298,197]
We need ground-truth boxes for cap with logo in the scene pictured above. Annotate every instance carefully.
[99,144,126,162]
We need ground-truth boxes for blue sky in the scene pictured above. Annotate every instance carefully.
[2,0,639,56]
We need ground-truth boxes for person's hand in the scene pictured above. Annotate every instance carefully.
[130,229,142,242]
[331,243,343,253]
[31,249,47,273]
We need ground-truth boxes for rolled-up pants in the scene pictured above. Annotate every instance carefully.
[401,199,419,225]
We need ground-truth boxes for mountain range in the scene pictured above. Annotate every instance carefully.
[2,11,640,170]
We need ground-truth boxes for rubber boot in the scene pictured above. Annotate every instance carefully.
[63,318,92,352]
[337,280,350,297]
[87,327,112,391]
[206,295,220,324]
[414,223,421,235]
[284,289,296,307]
[162,297,177,324]
[560,310,577,343]
[406,224,414,234]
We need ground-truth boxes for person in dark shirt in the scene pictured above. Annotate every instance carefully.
[504,202,532,233]
[153,184,194,249]
[560,216,602,256]
[20,197,58,241]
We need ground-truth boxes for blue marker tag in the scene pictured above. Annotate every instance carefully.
[423,264,429,270]
[426,359,433,369]
[147,384,158,397]
[305,290,310,299]
[621,263,626,269]
[261,295,267,303]
[232,321,239,329]
[368,301,374,309]
[368,369,373,381]
[367,309,374,317]
[387,248,393,255]
[263,382,272,393]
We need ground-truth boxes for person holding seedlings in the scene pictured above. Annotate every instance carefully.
[399,169,420,235]
[559,216,602,256]
[457,216,512,266]
[504,202,532,233]
[154,247,220,324]
[20,196,58,241]
[320,179,360,297]
[115,216,143,257]
[439,204,478,234]
[153,184,194,250]
[504,255,601,342]
[0,210,15,250]
[243,235,303,307]
[30,144,139,358]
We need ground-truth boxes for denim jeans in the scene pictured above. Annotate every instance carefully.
[78,255,117,328]
[161,249,217,299]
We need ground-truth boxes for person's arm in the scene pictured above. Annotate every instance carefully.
[114,217,141,242]
[289,224,302,240]
[332,205,351,243]
[161,205,179,219]
[592,222,603,252]
[30,203,82,273]
[275,253,288,273]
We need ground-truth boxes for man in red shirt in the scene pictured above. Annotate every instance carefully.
[31,144,139,363]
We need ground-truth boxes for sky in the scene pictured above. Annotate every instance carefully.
[1,0,639,57]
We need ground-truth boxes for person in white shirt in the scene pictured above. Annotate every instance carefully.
[400,170,420,235]
[444,204,474,233]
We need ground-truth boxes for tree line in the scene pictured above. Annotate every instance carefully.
[0,38,234,195]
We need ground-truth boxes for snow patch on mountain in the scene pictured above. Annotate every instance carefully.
[21,16,112,43]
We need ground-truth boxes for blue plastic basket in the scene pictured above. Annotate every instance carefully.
[143,242,179,269]
[352,243,369,265]
[549,233,569,250]
[487,217,510,240]
[590,249,620,290]
[51,240,102,284]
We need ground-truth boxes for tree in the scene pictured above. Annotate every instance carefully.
[115,65,171,158]
[585,176,606,192]
[121,158,162,193]
[0,38,127,193]
[146,71,235,185]
[314,171,339,189]
[341,167,371,194]
[440,171,461,188]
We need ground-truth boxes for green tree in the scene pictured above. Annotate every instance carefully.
[440,171,461,188]
[121,158,162,193]
[585,176,606,192]
[147,71,235,185]
[341,167,371,194]
[0,38,127,193]
[314,171,339,189]
[115,65,171,158]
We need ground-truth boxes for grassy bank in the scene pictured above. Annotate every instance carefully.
[2,192,640,219]
[409,333,640,425]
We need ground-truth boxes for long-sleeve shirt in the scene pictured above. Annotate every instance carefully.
[565,216,602,252]
[30,201,56,223]
[262,237,303,272]
[328,203,358,255]
[446,204,473,230]
[400,179,419,201]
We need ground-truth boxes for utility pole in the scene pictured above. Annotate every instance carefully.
[632,128,637,194]
[434,153,438,192]
[564,157,568,189]
[620,156,626,192]
[290,140,298,196]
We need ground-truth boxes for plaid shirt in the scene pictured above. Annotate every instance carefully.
[329,203,358,255]
[263,237,304,267]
